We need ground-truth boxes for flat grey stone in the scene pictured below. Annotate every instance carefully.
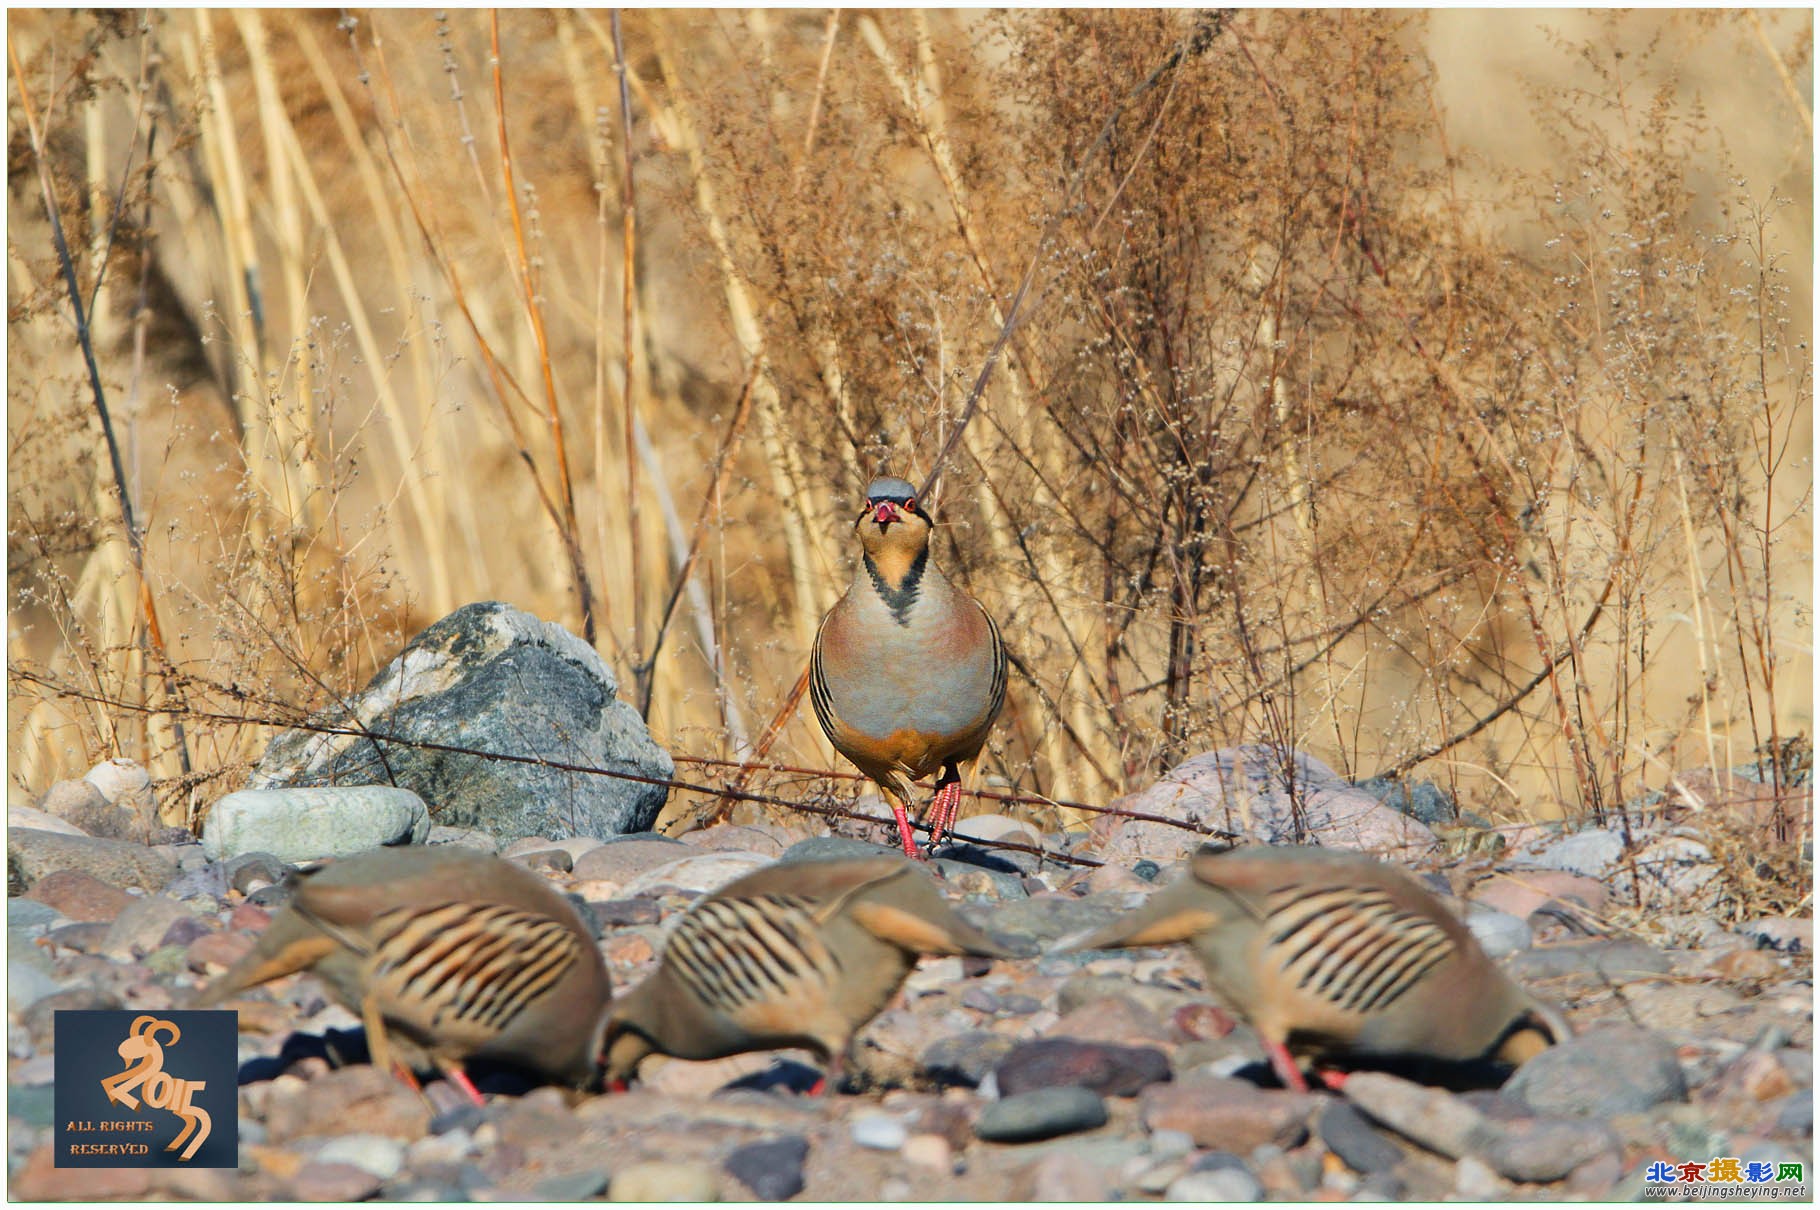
[1504,1026,1686,1117]
[533,1170,610,1201]
[921,1032,1017,1089]
[1506,939,1672,981]
[976,1086,1109,1143]
[779,836,899,864]
[723,1135,808,1201]
[8,899,63,938]
[1319,1100,1403,1175]
[248,602,673,844]
[1521,829,1624,878]
[101,895,194,959]
[987,894,1137,950]
[202,786,428,862]
[1464,903,1532,958]
[7,963,65,1015]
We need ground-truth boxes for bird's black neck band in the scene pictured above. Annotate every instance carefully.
[864,547,927,626]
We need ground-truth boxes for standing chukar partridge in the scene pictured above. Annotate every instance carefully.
[1058,844,1569,1091]
[811,476,1008,858]
[602,855,1017,1092]
[193,846,611,1102]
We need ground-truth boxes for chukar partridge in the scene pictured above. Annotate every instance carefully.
[811,476,1008,858]
[1059,844,1569,1091]
[602,855,1016,1091]
[193,846,611,1102]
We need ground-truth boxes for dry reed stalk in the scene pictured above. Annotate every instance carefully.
[272,19,458,615]
[186,11,322,543]
[645,13,834,656]
[232,12,329,534]
[345,17,614,660]
[489,12,595,646]
[607,11,648,708]
[286,15,466,612]
[1746,11,1813,139]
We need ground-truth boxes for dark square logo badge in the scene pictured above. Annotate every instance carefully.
[54,1011,238,1169]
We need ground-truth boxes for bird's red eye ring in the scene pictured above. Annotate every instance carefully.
[904,498,915,512]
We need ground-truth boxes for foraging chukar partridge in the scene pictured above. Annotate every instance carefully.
[193,846,611,1102]
[602,855,1016,1091]
[811,476,1008,858]
[1059,844,1569,1091]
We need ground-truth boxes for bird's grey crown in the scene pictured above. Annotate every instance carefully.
[864,476,917,503]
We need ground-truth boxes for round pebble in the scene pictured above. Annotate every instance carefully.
[852,1113,910,1151]
[1166,1166,1263,1201]
[902,1133,953,1170]
[610,1160,720,1202]
[315,1133,405,1180]
[1148,1128,1196,1160]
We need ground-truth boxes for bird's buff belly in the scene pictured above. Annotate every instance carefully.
[827,720,981,780]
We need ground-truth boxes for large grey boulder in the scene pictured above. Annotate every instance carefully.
[249,602,672,843]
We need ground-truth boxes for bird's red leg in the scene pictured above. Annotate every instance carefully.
[929,780,963,849]
[391,1061,423,1094]
[1263,1039,1311,1093]
[1314,1067,1350,1092]
[885,792,922,859]
[434,1058,486,1107]
[810,1053,844,1098]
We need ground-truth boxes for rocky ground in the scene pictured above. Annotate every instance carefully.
[7,759,1813,1203]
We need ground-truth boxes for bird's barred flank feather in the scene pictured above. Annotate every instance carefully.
[983,608,1008,726]
[664,895,841,1016]
[808,623,838,746]
[1265,885,1452,1015]
[371,902,583,1031]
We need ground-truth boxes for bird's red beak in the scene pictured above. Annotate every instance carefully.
[873,501,901,526]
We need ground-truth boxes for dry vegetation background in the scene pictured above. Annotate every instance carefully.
[8,10,1813,843]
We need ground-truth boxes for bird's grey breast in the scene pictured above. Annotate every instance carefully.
[827,570,998,740]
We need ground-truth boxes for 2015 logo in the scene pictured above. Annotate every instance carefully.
[55,1010,237,1169]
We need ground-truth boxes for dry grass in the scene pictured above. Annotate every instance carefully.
[6,11,1811,865]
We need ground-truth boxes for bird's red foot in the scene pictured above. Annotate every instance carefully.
[391,1062,423,1094]
[890,801,923,860]
[1315,1068,1350,1092]
[1263,1039,1311,1093]
[928,781,963,849]
[444,1065,486,1107]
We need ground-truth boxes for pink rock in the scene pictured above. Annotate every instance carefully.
[1141,1076,1319,1151]
[187,929,256,973]
[1173,1002,1237,1040]
[24,868,134,922]
[675,824,787,856]
[1470,870,1607,919]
